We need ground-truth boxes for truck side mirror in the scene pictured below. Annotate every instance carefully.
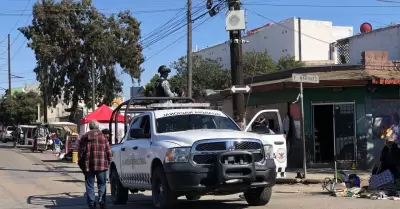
[129,128,145,139]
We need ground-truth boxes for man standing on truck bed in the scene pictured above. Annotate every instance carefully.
[78,120,112,209]
[154,65,177,102]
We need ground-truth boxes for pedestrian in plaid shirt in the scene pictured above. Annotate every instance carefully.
[78,120,112,209]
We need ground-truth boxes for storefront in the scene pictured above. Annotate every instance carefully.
[207,51,400,168]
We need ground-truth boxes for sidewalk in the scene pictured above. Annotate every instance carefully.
[23,150,83,181]
[27,149,372,185]
[277,168,371,184]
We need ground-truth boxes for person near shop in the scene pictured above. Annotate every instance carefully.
[379,130,400,178]
[78,120,112,209]
[52,133,63,154]
[390,113,400,144]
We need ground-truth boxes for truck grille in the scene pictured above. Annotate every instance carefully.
[191,139,264,165]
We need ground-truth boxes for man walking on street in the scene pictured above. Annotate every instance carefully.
[78,120,112,209]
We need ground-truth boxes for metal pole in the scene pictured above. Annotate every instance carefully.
[92,56,96,111]
[228,0,245,126]
[298,17,302,61]
[43,69,48,123]
[187,0,193,98]
[300,82,307,178]
[7,34,11,97]
[37,103,40,122]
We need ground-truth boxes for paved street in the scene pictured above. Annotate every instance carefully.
[0,143,398,209]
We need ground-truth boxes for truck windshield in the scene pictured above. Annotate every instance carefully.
[156,114,240,133]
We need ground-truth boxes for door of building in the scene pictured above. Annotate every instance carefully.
[312,102,356,163]
[333,103,356,162]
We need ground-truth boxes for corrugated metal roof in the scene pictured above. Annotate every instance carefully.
[336,24,400,42]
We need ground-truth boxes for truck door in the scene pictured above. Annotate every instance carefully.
[120,116,141,187]
[244,109,287,178]
[130,114,152,187]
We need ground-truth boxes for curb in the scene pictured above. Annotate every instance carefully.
[276,177,370,184]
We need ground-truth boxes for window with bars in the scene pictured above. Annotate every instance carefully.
[336,39,350,64]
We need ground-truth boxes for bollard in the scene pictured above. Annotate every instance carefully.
[72,151,78,163]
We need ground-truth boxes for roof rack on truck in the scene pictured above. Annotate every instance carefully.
[109,97,207,144]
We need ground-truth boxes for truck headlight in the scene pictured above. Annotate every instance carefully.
[264,145,273,159]
[165,147,191,163]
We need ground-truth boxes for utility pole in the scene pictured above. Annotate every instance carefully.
[7,34,11,97]
[43,69,48,123]
[187,0,193,98]
[91,55,96,111]
[227,0,246,127]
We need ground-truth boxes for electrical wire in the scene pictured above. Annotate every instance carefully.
[140,6,188,43]
[0,6,205,17]
[0,0,31,45]
[144,15,213,63]
[244,3,400,8]
[140,1,211,48]
[142,1,227,50]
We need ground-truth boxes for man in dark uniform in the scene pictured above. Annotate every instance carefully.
[154,65,177,102]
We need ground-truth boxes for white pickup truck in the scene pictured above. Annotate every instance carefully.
[108,103,280,209]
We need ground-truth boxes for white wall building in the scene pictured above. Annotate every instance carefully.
[21,83,88,122]
[334,24,400,65]
[194,17,353,69]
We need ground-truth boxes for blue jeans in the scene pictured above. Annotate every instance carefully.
[85,171,107,207]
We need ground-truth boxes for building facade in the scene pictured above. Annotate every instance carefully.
[333,24,400,65]
[194,17,353,69]
[206,50,400,169]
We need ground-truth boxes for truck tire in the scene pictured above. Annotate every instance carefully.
[185,194,201,201]
[151,166,177,209]
[244,187,272,206]
[110,169,128,204]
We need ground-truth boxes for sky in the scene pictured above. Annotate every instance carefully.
[0,0,399,99]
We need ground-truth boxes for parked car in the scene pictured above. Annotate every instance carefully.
[3,126,15,142]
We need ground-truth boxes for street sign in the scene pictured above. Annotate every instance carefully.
[230,85,251,93]
[292,73,320,83]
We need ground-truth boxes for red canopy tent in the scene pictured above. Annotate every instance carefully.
[80,104,125,124]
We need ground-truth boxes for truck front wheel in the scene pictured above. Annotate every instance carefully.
[110,170,128,204]
[185,194,201,201]
[151,166,177,209]
[244,186,272,206]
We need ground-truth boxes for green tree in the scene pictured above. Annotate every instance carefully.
[243,52,305,77]
[0,96,18,125]
[277,56,305,71]
[243,51,277,78]
[144,55,230,98]
[18,0,144,111]
[0,92,43,125]
[14,92,43,124]
[171,55,230,98]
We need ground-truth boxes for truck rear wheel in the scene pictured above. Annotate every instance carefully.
[151,166,177,209]
[110,169,128,204]
[244,187,272,206]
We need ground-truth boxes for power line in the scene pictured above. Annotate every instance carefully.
[0,78,34,84]
[244,3,400,8]
[0,0,31,45]
[0,39,27,70]
[140,1,209,48]
[144,15,214,62]
[0,6,205,17]
[140,6,187,42]
[142,1,226,50]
